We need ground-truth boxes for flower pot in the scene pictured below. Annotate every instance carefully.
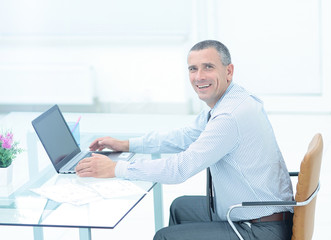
[0,164,13,187]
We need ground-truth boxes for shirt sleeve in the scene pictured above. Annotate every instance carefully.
[115,113,240,184]
[128,111,208,154]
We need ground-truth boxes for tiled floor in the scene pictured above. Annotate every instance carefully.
[1,113,330,239]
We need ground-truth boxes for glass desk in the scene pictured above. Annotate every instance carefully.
[0,163,155,240]
[1,129,157,240]
[0,112,195,240]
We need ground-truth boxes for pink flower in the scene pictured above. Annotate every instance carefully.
[0,130,23,168]
[0,132,14,149]
[6,133,13,145]
[2,138,12,149]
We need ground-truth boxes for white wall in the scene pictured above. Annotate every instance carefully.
[0,0,330,114]
[0,0,193,113]
[206,0,331,113]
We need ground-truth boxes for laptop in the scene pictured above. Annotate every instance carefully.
[32,104,135,174]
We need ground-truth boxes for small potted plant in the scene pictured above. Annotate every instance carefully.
[0,131,23,193]
[0,131,23,168]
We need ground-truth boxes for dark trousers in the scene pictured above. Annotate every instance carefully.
[153,196,293,240]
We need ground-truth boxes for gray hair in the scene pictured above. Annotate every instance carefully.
[189,40,232,66]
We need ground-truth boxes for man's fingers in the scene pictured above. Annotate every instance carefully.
[75,156,95,172]
[89,140,106,151]
[76,154,101,172]
[76,153,115,178]
[89,138,103,149]
[76,162,88,172]
[76,166,93,177]
[89,140,98,149]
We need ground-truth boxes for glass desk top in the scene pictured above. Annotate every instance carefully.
[0,155,154,229]
[0,129,154,229]
[0,111,194,233]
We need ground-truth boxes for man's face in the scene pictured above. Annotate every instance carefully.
[187,48,234,108]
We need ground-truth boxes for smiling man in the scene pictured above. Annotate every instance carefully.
[76,40,294,240]
[188,43,233,109]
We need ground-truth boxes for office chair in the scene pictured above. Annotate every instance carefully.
[226,133,323,240]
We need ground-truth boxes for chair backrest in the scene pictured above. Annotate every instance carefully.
[291,133,323,240]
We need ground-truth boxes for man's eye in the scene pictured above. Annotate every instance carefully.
[205,65,213,69]
[189,67,197,71]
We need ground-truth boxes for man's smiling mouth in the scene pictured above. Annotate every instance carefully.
[197,84,211,89]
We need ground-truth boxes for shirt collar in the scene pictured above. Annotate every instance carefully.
[210,82,234,114]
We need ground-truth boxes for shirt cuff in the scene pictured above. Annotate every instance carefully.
[115,160,129,178]
[129,137,144,153]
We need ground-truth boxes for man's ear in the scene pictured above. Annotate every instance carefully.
[227,64,234,82]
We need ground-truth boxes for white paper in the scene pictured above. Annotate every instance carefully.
[31,176,147,206]
[31,182,101,206]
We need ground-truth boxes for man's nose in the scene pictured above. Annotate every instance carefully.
[195,69,206,81]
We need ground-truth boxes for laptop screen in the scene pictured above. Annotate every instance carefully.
[32,105,80,169]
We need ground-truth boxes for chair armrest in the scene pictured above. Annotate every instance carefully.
[226,199,297,240]
[242,200,297,207]
[289,172,299,176]
[227,181,320,240]
[227,200,297,240]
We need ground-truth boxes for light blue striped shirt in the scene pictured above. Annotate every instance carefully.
[115,83,294,221]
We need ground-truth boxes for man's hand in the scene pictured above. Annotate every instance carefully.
[75,153,117,178]
[89,136,129,152]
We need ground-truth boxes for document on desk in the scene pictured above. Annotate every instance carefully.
[31,176,147,205]
[31,182,101,206]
